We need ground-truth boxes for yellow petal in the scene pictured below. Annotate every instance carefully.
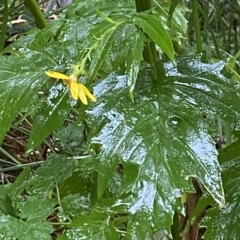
[79,83,97,102]
[45,70,70,80]
[78,84,88,105]
[70,81,79,100]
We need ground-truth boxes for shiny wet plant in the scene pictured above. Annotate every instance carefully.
[0,0,240,239]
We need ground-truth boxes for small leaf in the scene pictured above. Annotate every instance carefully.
[218,131,240,163]
[59,171,88,197]
[53,123,85,155]
[125,33,144,100]
[56,235,69,240]
[69,212,108,227]
[132,13,175,61]
[0,215,53,240]
[27,154,77,195]
[60,194,91,217]
[8,167,32,199]
[96,8,118,24]
[67,212,119,239]
[0,187,16,217]
[167,0,180,27]
[20,197,56,221]
[88,29,115,82]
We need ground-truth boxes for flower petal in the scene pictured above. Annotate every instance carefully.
[80,83,97,102]
[78,84,88,105]
[70,81,79,100]
[45,70,70,80]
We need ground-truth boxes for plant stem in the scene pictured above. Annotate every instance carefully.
[134,0,157,64]
[171,211,181,240]
[191,0,202,53]
[0,146,21,165]
[0,1,8,51]
[225,121,232,146]
[25,0,47,29]
[135,0,152,12]
[0,161,43,172]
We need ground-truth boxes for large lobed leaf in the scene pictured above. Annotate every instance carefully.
[87,56,240,237]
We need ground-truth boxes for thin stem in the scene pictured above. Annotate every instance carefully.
[0,146,21,165]
[24,0,47,29]
[135,0,152,12]
[0,1,8,51]
[214,0,226,52]
[191,0,202,53]
[0,161,43,172]
[225,121,232,146]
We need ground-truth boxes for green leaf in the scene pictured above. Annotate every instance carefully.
[88,29,115,82]
[69,212,106,228]
[171,58,240,121]
[153,2,188,41]
[0,187,16,217]
[67,212,119,239]
[97,155,119,199]
[8,167,32,199]
[202,132,240,239]
[0,55,45,144]
[104,222,120,239]
[60,194,91,218]
[167,0,180,27]
[0,26,81,147]
[20,197,56,221]
[27,154,77,195]
[87,56,240,235]
[132,12,175,61]
[125,33,144,100]
[27,84,71,153]
[121,162,140,194]
[53,123,85,155]
[56,234,69,240]
[66,0,134,21]
[218,130,240,163]
[202,156,240,239]
[59,171,87,197]
[0,215,53,240]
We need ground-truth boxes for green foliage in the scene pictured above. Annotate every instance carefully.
[0,215,53,240]
[202,131,240,239]
[0,0,240,239]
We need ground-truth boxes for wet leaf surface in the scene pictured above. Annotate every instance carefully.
[0,214,53,240]
[26,84,71,153]
[87,57,240,236]
[203,132,240,239]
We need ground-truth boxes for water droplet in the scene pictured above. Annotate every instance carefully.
[167,116,182,128]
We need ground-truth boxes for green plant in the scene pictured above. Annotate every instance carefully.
[0,0,240,239]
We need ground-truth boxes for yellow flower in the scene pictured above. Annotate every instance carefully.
[45,70,96,105]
